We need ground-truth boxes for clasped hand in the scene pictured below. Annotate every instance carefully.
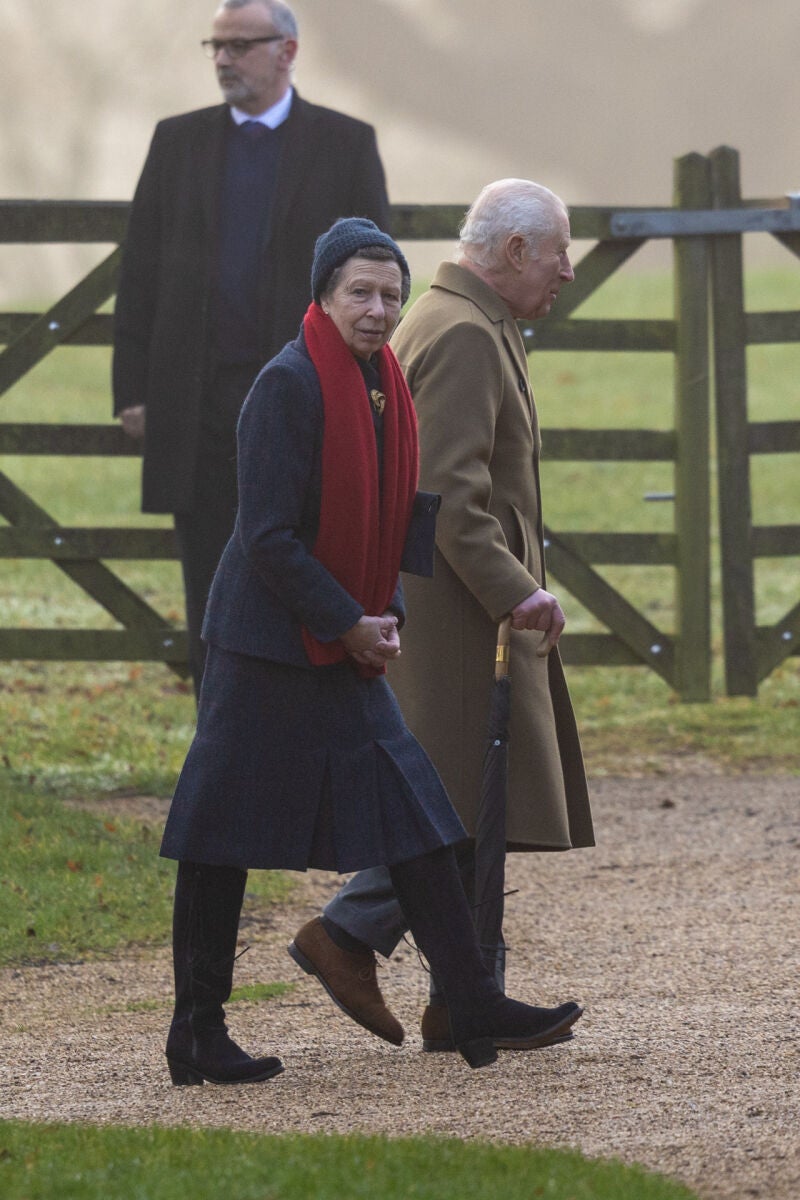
[341,613,401,669]
[510,587,565,657]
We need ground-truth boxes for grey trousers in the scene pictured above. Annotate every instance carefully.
[324,844,506,995]
[324,866,409,957]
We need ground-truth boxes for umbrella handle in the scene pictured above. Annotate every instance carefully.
[495,616,512,680]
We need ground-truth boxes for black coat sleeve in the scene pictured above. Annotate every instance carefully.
[111,125,164,415]
[235,360,365,642]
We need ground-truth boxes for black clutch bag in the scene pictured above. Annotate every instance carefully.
[400,491,441,577]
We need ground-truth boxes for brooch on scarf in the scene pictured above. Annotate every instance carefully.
[370,389,386,415]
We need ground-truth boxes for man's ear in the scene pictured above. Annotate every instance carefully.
[279,38,298,68]
[506,234,527,271]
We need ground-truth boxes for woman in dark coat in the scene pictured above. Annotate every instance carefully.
[159,218,583,1086]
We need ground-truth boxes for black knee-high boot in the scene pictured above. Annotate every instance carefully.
[428,839,506,1004]
[166,860,284,1086]
[390,846,582,1069]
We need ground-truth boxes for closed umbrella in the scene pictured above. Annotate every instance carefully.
[473,616,512,984]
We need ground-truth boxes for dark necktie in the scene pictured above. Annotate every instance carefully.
[240,120,273,140]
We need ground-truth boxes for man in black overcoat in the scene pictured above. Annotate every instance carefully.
[112,0,390,693]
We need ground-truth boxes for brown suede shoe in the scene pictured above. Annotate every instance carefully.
[420,1003,578,1052]
[288,918,404,1046]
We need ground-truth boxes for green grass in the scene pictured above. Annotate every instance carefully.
[0,783,173,963]
[1,661,194,797]
[0,782,291,966]
[108,981,294,1016]
[0,1124,700,1200]
[566,659,800,773]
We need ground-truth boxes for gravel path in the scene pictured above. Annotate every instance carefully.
[2,770,798,1200]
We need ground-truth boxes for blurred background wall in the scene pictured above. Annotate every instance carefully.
[2,0,799,299]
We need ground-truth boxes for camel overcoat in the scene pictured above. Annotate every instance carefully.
[389,262,594,851]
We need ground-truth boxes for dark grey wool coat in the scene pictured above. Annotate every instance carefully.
[160,335,466,872]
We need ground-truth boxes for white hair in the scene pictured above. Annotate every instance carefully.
[220,0,298,38]
[457,179,567,269]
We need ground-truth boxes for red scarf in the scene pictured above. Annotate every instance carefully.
[301,301,418,675]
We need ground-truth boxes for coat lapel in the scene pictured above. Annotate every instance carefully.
[199,105,232,236]
[263,92,316,251]
[502,318,536,429]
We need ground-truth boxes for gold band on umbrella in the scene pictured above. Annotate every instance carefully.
[495,616,512,680]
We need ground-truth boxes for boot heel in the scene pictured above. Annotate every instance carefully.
[457,1037,497,1069]
[167,1058,205,1086]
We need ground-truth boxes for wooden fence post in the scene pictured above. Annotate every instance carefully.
[709,145,758,695]
[672,152,712,701]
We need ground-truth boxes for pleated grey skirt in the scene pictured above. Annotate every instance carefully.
[160,645,467,872]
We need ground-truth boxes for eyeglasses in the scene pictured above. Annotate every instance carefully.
[201,36,284,59]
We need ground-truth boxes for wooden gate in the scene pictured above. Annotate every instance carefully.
[524,147,799,699]
[527,151,713,701]
[706,147,800,695]
[0,203,189,676]
[1,148,798,699]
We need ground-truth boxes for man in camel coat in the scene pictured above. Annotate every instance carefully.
[288,179,594,1052]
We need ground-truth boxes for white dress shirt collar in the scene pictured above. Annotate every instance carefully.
[230,87,293,130]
